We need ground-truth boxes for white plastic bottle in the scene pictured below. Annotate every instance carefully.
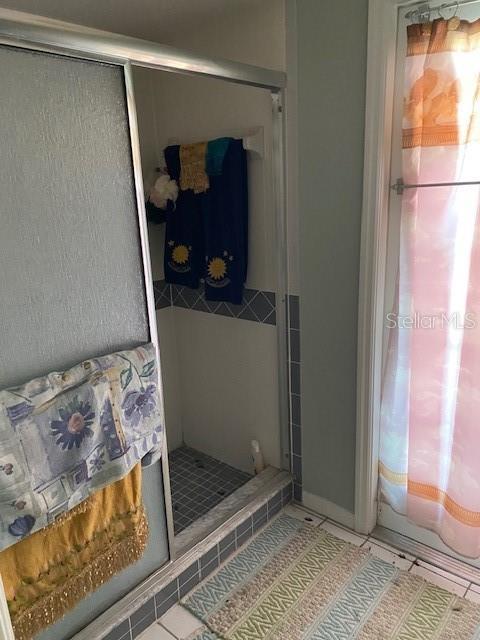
[251,440,265,475]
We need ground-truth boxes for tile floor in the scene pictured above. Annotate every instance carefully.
[169,446,252,535]
[138,504,480,639]
[284,505,480,602]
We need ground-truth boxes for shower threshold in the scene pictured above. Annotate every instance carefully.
[169,445,284,556]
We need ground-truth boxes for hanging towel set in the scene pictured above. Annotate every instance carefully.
[0,344,164,638]
[147,137,249,305]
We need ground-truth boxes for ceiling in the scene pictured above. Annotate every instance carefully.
[0,0,264,42]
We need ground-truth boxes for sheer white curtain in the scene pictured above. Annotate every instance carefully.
[379,17,480,557]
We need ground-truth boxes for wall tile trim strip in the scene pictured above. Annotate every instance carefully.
[153,280,276,325]
[288,295,302,502]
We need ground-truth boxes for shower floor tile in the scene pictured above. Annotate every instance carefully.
[169,445,252,535]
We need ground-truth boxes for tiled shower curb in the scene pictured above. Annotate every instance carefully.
[71,476,292,640]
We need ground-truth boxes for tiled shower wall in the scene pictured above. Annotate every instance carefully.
[154,280,276,325]
[154,279,303,501]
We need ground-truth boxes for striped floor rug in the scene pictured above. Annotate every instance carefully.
[181,513,480,640]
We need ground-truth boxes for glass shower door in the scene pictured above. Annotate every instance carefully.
[0,44,170,639]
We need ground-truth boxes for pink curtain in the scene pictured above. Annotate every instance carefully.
[379,18,480,557]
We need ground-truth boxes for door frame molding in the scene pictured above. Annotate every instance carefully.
[355,0,399,534]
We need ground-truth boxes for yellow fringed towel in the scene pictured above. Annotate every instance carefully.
[0,464,148,640]
[179,141,209,193]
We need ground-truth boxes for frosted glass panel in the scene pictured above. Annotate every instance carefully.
[0,46,169,638]
[0,46,149,388]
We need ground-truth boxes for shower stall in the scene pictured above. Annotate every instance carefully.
[0,8,291,639]
[132,64,291,555]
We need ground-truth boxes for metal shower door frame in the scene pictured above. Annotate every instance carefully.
[0,7,289,564]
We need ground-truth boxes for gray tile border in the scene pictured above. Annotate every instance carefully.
[290,362,301,395]
[103,619,131,640]
[292,454,302,484]
[264,309,276,325]
[249,291,275,322]
[205,299,222,313]
[291,393,301,427]
[237,528,253,548]
[179,571,200,598]
[287,296,302,504]
[192,299,210,313]
[293,483,302,502]
[178,561,199,587]
[237,306,259,322]
[130,598,155,629]
[252,503,268,524]
[219,540,236,563]
[153,281,172,310]
[154,580,178,612]
[200,556,220,579]
[98,481,295,640]
[288,295,300,330]
[263,291,276,307]
[177,287,199,307]
[236,516,252,537]
[290,329,300,364]
[267,492,282,519]
[155,592,179,619]
[153,280,276,325]
[214,302,236,318]
[200,545,219,569]
[175,297,190,309]
[282,483,293,506]
[219,530,236,551]
[253,513,268,532]
[236,517,253,547]
[292,425,302,457]
[131,610,155,639]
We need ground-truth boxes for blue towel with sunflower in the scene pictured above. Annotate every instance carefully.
[0,343,163,552]
[163,144,204,289]
[163,138,248,304]
[202,138,248,305]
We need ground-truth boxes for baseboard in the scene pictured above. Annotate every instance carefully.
[301,491,355,529]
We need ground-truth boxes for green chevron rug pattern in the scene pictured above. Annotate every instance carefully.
[182,514,480,640]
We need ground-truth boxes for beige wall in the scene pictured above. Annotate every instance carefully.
[174,309,281,472]
[296,0,368,514]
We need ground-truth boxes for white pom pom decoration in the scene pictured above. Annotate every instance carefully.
[149,175,179,210]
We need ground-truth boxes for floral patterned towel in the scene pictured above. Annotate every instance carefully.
[0,343,163,552]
